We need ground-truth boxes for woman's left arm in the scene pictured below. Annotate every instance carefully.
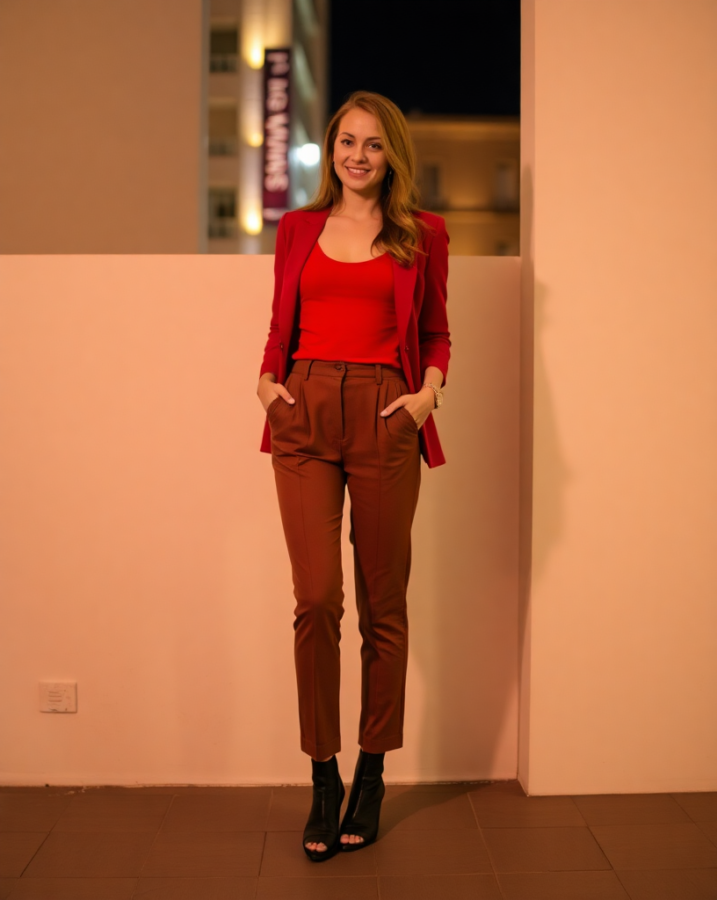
[380,218,451,428]
[417,217,451,384]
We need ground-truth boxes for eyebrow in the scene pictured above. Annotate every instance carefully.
[339,132,382,141]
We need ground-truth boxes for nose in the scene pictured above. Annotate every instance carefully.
[350,147,367,162]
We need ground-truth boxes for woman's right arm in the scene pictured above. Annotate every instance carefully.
[257,215,296,412]
[257,371,294,411]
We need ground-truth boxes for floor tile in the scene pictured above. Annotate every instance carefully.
[0,795,73,832]
[260,832,376,877]
[375,829,493,876]
[0,834,48,878]
[672,792,717,822]
[380,791,478,832]
[267,787,314,832]
[132,876,257,898]
[379,872,502,899]
[0,789,79,796]
[160,791,272,832]
[257,876,378,899]
[384,782,487,796]
[0,880,17,900]
[572,793,691,826]
[22,831,155,877]
[55,787,178,795]
[140,831,265,877]
[5,878,137,899]
[53,793,172,833]
[469,787,585,828]
[466,781,527,797]
[482,826,611,873]
[498,870,630,899]
[697,820,717,847]
[616,868,717,899]
[591,823,717,870]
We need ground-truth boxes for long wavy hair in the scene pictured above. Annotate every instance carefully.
[301,91,428,267]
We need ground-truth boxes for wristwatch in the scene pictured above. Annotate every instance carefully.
[422,382,444,408]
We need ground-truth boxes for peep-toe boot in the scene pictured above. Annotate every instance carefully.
[339,750,385,851]
[303,755,345,862]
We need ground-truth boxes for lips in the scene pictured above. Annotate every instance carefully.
[345,166,370,177]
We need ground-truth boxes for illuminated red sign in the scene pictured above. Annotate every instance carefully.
[262,49,291,223]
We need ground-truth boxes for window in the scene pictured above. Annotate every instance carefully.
[208,105,238,156]
[493,160,519,211]
[421,163,443,210]
[208,189,237,239]
[210,26,238,73]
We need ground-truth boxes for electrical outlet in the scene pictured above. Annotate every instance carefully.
[39,682,77,713]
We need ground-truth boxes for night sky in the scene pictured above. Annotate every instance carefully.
[329,0,521,118]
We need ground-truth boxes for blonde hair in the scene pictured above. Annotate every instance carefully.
[302,91,428,267]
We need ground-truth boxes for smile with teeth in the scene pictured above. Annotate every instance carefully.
[346,166,370,176]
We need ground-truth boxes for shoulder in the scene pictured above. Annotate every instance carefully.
[279,207,331,232]
[413,210,448,256]
[414,210,446,232]
[414,210,447,245]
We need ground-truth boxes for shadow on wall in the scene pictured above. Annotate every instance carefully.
[404,256,524,782]
[517,162,571,790]
[531,279,571,583]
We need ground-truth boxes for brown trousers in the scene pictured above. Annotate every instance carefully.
[268,359,422,759]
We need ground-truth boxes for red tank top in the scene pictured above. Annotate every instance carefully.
[292,241,400,367]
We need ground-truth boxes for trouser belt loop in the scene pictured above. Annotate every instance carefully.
[304,360,314,380]
[375,364,383,385]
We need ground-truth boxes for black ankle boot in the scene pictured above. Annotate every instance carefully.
[339,750,385,851]
[303,755,345,862]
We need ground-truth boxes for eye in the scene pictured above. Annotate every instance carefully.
[341,139,352,146]
[369,143,382,151]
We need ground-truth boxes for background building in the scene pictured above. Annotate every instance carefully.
[208,0,328,254]
[409,116,520,256]
[0,0,328,255]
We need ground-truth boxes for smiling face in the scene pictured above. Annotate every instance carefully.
[332,107,389,198]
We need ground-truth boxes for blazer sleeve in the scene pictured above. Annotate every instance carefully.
[259,214,288,379]
[418,217,451,385]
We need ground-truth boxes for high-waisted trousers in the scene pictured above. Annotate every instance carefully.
[268,359,421,759]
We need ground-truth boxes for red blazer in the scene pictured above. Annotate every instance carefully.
[259,206,451,467]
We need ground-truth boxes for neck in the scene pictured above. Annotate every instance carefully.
[335,186,383,221]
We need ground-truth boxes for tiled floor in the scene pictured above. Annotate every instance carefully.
[1,780,717,899]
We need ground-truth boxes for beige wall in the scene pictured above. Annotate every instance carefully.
[0,0,206,254]
[519,0,717,794]
[0,255,520,785]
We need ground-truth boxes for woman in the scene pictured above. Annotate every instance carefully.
[256,91,450,861]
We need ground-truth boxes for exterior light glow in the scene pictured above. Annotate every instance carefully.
[244,210,263,235]
[247,41,264,69]
[297,143,321,167]
[247,132,263,148]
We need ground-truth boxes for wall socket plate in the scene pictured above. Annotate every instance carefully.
[39,682,77,713]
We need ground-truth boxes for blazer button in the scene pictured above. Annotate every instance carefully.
[404,345,409,352]
[279,342,284,350]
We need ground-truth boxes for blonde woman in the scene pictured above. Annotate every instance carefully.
[257,91,450,861]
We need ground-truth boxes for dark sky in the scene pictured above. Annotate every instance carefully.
[329,0,521,118]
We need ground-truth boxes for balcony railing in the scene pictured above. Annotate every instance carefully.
[210,53,238,73]
[208,220,238,239]
[209,137,238,157]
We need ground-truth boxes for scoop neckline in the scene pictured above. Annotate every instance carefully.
[315,241,388,264]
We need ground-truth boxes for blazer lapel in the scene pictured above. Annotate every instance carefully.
[279,208,332,345]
